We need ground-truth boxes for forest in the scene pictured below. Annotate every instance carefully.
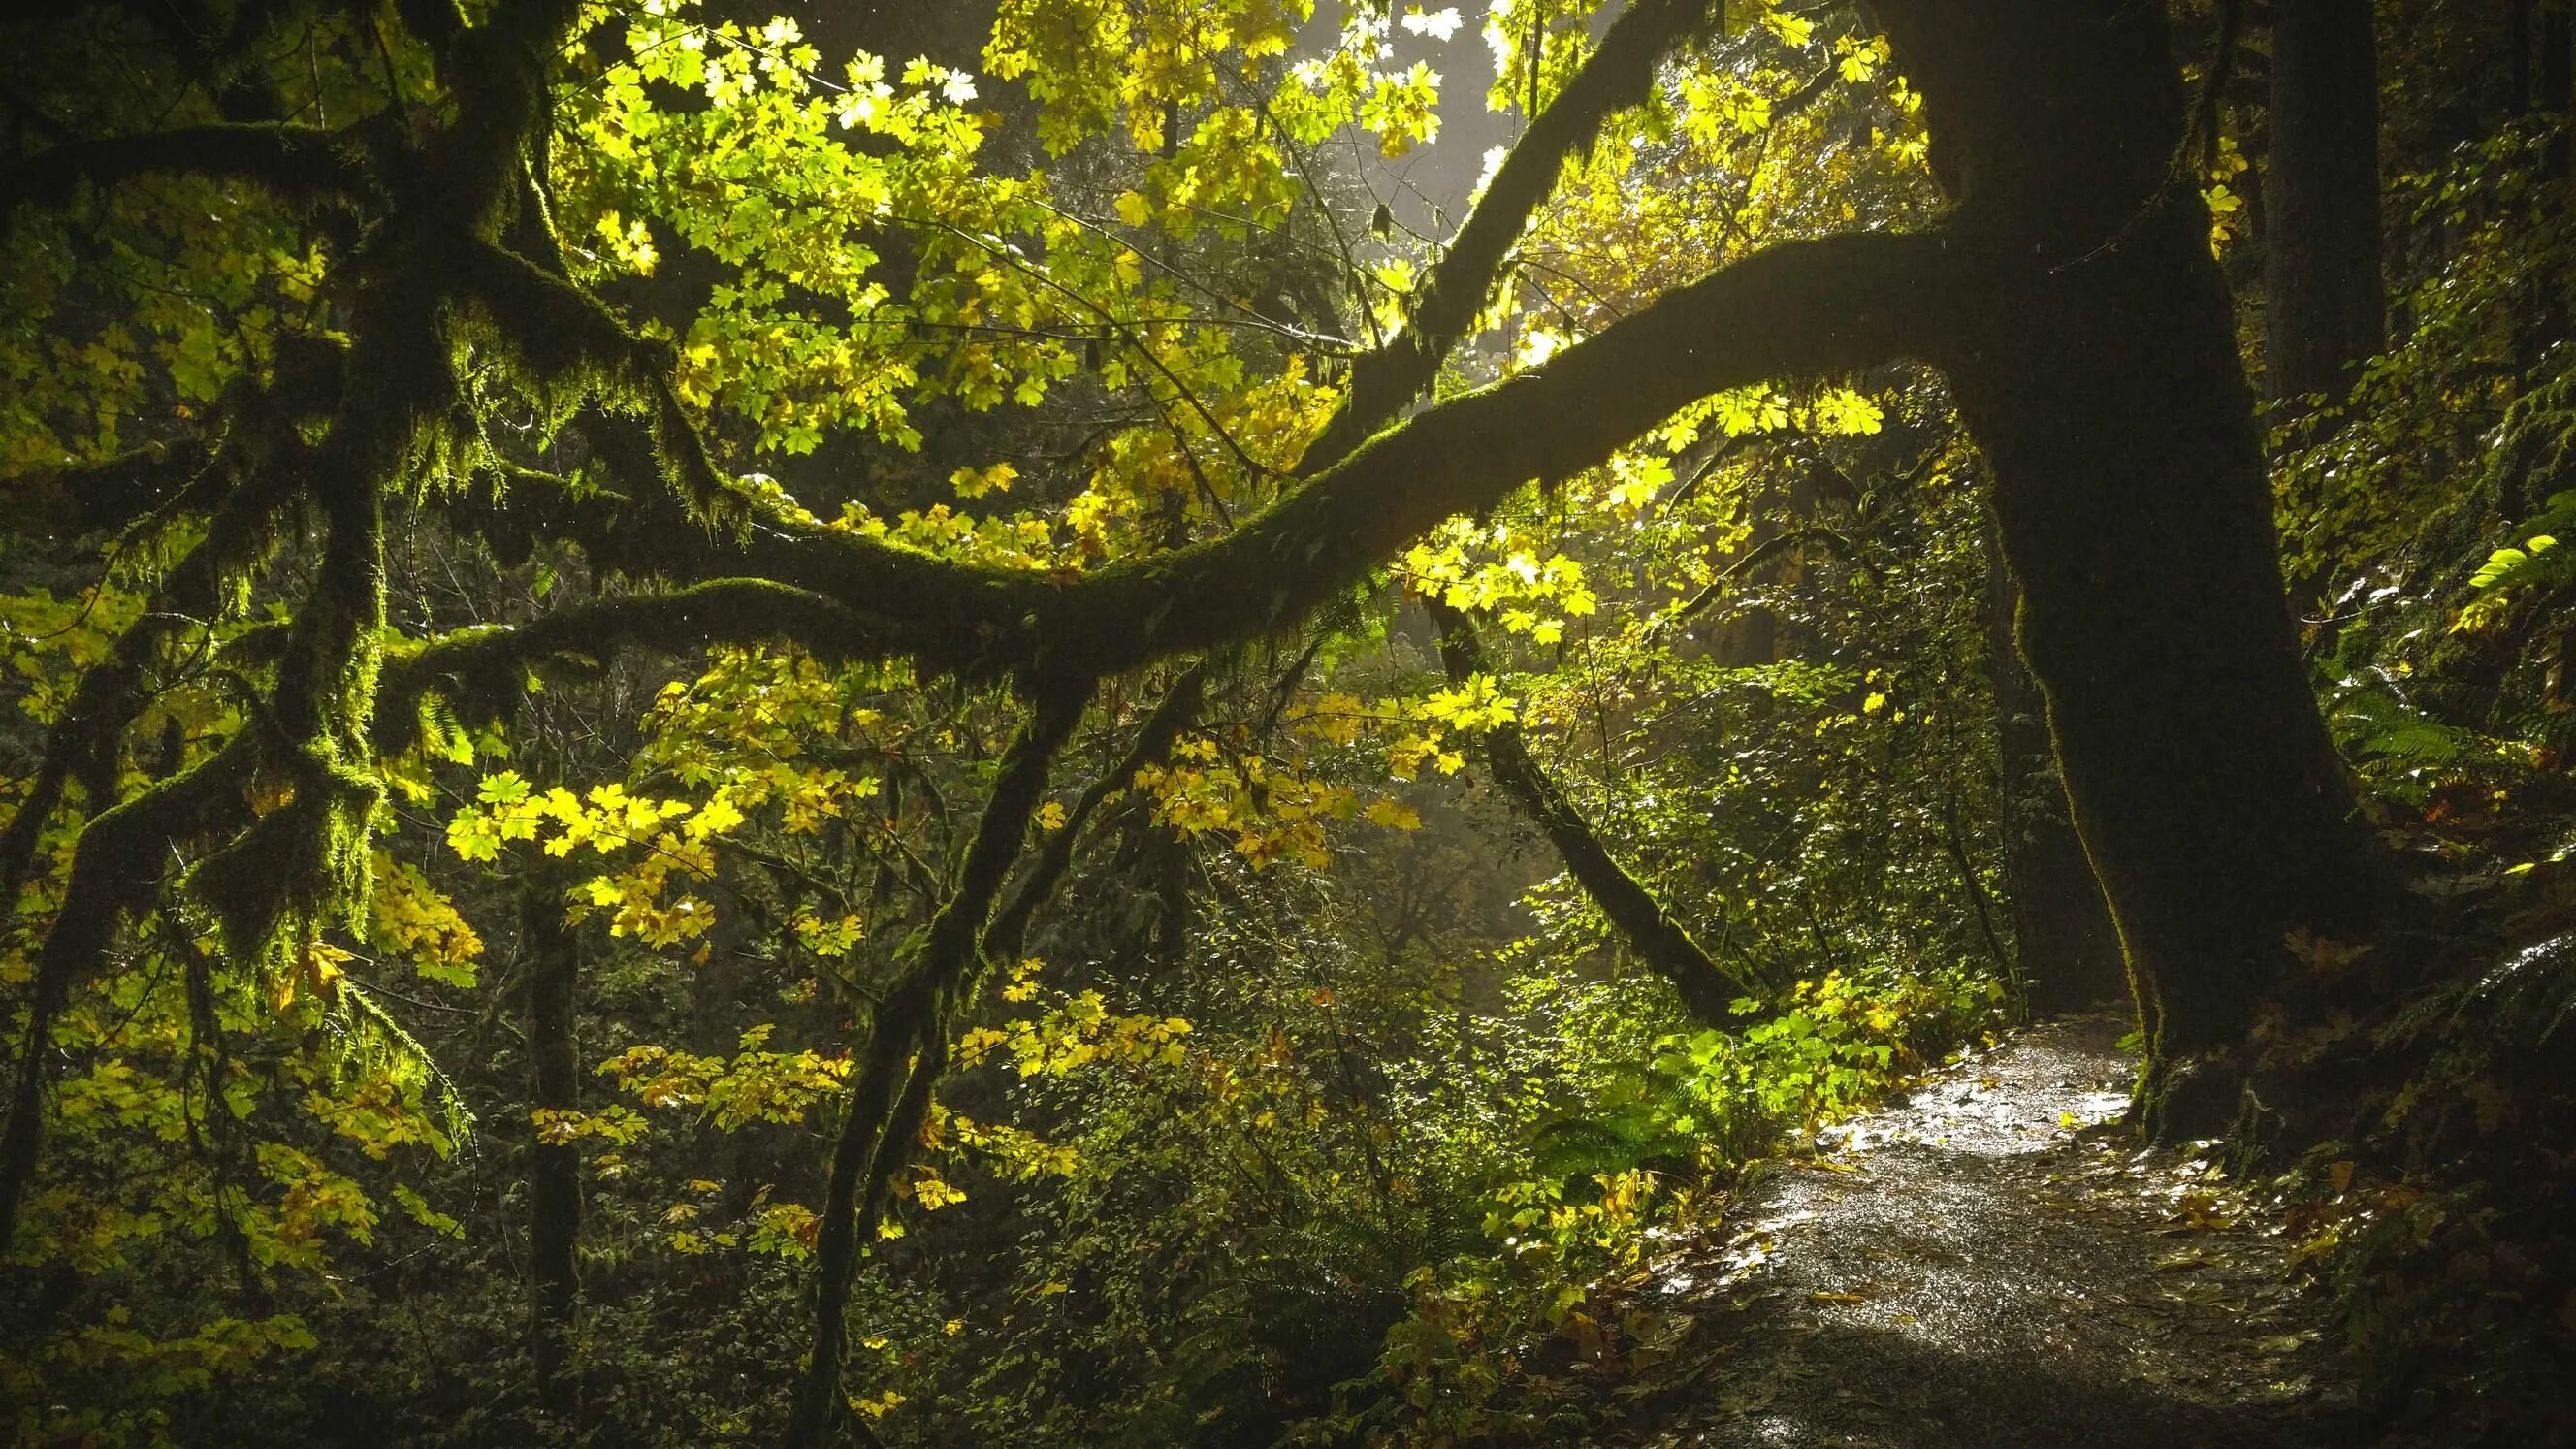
[5,0,2576,1442]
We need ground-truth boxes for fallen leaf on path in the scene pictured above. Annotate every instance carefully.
[2161,1188,2238,1233]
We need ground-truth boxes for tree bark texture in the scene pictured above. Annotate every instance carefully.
[1874,0,2391,1069]
[1427,598,1756,1025]
[2267,0,2387,407]
[1981,526,2127,1015]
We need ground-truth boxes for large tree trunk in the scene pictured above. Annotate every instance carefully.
[1981,527,2126,1016]
[1874,1,2391,1106]
[2266,0,2386,409]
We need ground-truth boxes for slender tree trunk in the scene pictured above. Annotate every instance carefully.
[2543,1,2573,180]
[1981,526,2126,1015]
[1874,0,2392,1110]
[1427,599,1757,1023]
[523,879,581,1423]
[2514,0,2573,390]
[1709,480,1780,667]
[789,688,1086,1448]
[2266,0,2386,409]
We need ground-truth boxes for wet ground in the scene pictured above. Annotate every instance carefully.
[1613,1014,2363,1448]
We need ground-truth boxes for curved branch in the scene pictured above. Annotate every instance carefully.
[2,123,366,216]
[1428,598,1759,1024]
[1301,0,1721,467]
[464,228,1956,685]
[756,227,1960,678]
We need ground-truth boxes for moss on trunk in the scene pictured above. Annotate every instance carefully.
[1877,0,2392,1093]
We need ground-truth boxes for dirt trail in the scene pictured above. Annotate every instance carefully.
[1615,1014,2364,1448]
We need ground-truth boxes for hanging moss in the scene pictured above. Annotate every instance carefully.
[0,0,589,1260]
[184,743,383,978]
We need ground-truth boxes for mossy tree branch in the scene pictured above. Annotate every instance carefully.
[372,580,901,756]
[1301,0,1722,468]
[789,679,1091,1448]
[1428,597,1758,1025]
[460,227,1957,682]
[0,122,368,216]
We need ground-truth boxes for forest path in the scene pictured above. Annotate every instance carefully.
[1607,1014,2365,1448]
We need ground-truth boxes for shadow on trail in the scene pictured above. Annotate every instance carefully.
[1649,1314,2349,1448]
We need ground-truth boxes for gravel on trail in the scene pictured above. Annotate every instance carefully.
[1608,1014,2365,1448]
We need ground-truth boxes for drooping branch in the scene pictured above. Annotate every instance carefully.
[0,460,297,948]
[1428,598,1759,1024]
[789,679,1091,1448]
[449,240,747,528]
[0,729,262,1252]
[0,122,367,216]
[1301,0,1722,467]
